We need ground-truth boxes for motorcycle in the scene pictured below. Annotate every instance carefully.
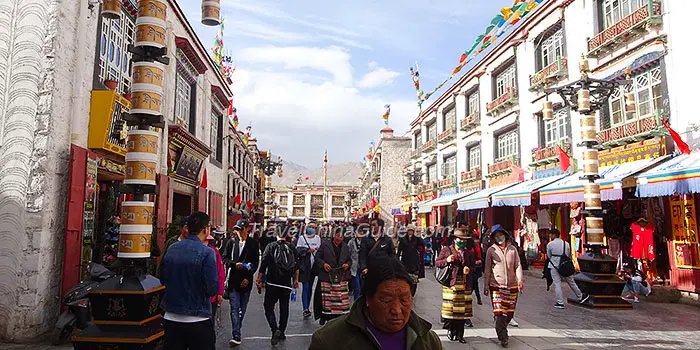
[52,263,114,345]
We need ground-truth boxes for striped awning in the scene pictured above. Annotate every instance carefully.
[635,152,700,197]
[457,184,517,211]
[539,156,670,204]
[430,191,475,208]
[417,199,437,214]
[492,174,569,207]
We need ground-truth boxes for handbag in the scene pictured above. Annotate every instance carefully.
[434,247,454,287]
[555,241,576,277]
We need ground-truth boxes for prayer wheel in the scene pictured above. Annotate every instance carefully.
[120,201,154,226]
[126,130,159,154]
[585,217,604,245]
[584,183,602,210]
[125,152,158,186]
[582,149,598,176]
[132,61,165,93]
[577,89,591,113]
[580,114,597,142]
[102,0,122,19]
[134,17,167,49]
[542,101,553,120]
[118,224,153,258]
[625,92,636,113]
[137,0,167,22]
[201,0,221,26]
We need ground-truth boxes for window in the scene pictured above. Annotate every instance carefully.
[311,207,323,218]
[332,208,345,218]
[608,66,663,126]
[544,108,571,147]
[414,132,422,149]
[293,207,305,217]
[174,72,193,130]
[279,196,288,206]
[442,155,457,178]
[467,92,480,116]
[443,106,456,131]
[311,195,323,205]
[496,129,519,161]
[98,12,135,93]
[427,163,437,183]
[538,30,564,69]
[427,122,437,142]
[495,65,517,97]
[603,0,645,29]
[210,111,223,164]
[468,146,481,171]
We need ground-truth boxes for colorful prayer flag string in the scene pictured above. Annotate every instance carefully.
[382,104,391,126]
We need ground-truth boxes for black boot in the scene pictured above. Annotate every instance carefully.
[457,327,467,343]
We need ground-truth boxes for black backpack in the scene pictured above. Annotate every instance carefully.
[555,241,576,277]
[272,241,297,278]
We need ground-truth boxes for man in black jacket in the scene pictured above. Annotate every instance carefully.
[359,218,395,275]
[222,219,259,347]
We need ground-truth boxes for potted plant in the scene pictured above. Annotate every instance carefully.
[122,87,132,101]
[104,78,118,91]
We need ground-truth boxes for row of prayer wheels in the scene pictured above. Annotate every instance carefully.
[103,0,221,27]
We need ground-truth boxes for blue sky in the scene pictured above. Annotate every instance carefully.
[184,0,514,168]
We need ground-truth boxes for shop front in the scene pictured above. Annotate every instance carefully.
[167,125,211,223]
[416,183,438,230]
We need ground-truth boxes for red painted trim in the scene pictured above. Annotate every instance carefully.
[61,145,88,301]
[197,187,208,212]
[175,37,208,74]
[156,174,171,251]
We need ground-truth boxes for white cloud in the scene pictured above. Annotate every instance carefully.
[226,19,308,43]
[357,67,400,89]
[367,61,378,69]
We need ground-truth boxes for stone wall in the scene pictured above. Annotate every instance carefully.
[378,138,411,229]
[0,0,100,341]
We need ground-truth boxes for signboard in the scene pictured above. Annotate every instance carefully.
[598,138,665,167]
[489,170,524,188]
[460,180,484,194]
[670,195,700,269]
[170,145,206,184]
[533,162,574,180]
[81,157,98,279]
[98,158,125,175]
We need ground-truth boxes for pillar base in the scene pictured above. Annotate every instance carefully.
[71,318,164,349]
[569,249,632,310]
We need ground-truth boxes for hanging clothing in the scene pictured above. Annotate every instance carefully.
[608,238,621,259]
[630,221,656,261]
[537,209,551,229]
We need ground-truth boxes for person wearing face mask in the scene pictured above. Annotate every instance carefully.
[435,229,475,343]
[296,222,322,319]
[483,225,523,348]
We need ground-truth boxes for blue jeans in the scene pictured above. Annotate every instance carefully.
[229,289,251,339]
[302,281,314,311]
[351,274,361,301]
[624,280,649,296]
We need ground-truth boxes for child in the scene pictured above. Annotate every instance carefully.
[620,262,651,303]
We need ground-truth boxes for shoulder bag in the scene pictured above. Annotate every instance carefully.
[555,241,576,277]
[434,247,454,287]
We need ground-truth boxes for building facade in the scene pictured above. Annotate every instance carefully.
[273,184,355,221]
[358,128,412,226]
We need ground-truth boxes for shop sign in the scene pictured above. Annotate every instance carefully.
[532,162,573,180]
[98,158,125,175]
[172,179,196,195]
[82,158,98,246]
[171,145,206,184]
[489,170,524,188]
[598,138,665,167]
[460,180,484,194]
[670,195,700,268]
[439,188,457,196]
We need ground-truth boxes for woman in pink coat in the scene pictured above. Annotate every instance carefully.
[207,232,226,321]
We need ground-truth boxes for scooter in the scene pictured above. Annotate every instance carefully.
[52,263,114,345]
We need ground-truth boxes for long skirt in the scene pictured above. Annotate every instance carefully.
[313,281,350,321]
[441,275,472,321]
[490,286,519,317]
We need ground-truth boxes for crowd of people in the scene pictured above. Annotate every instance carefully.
[158,211,601,349]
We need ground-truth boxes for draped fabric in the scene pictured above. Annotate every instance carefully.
[490,287,519,317]
[441,275,473,320]
[320,281,350,317]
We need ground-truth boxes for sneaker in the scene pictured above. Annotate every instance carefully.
[621,295,635,302]
[646,288,652,297]
[271,330,282,346]
[554,303,565,309]
[465,319,474,328]
[634,296,640,303]
[509,319,518,327]
[303,310,312,318]
[500,339,509,347]
[229,337,241,347]
[579,293,591,304]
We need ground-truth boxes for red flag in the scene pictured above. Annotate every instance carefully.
[662,119,691,155]
[234,193,241,205]
[558,145,571,171]
[305,176,309,180]
[369,198,377,208]
[246,200,254,210]
[200,168,208,188]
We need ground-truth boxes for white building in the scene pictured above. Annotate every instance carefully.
[273,184,355,221]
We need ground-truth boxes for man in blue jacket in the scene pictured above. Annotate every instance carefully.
[161,211,219,349]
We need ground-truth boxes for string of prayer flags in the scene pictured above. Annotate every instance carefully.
[382,104,391,126]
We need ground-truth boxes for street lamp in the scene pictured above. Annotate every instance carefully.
[256,154,284,177]
[405,167,423,223]
[544,56,634,310]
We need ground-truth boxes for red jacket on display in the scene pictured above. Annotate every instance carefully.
[630,221,655,261]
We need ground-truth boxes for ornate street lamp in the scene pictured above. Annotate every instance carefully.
[405,167,423,223]
[544,56,635,310]
[256,154,284,177]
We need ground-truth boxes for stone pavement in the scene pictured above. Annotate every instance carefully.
[2,269,699,349]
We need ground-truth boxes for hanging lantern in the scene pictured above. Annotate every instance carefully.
[102,0,122,19]
[577,89,591,113]
[201,0,221,26]
[580,114,597,142]
[542,101,553,120]
[625,92,636,113]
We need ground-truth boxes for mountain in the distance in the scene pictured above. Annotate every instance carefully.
[271,157,362,187]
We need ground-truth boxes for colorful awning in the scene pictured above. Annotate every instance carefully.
[635,152,700,197]
[417,199,436,214]
[540,156,670,204]
[492,174,569,207]
[430,191,475,207]
[457,184,517,211]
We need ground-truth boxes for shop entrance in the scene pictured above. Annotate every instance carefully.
[172,192,193,220]
[494,206,515,231]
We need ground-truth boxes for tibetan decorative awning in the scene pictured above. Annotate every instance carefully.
[417,199,437,214]
[175,36,208,74]
[457,184,517,211]
[636,152,700,197]
[168,125,212,187]
[430,191,475,208]
[492,174,569,207]
[593,40,665,81]
[539,156,670,204]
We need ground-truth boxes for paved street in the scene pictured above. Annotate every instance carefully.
[2,269,700,349]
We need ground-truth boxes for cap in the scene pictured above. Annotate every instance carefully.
[406,224,417,231]
[234,219,249,230]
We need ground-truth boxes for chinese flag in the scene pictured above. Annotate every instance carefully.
[200,168,208,189]
[557,146,571,171]
[305,176,309,180]
[369,198,377,208]
[246,200,254,210]
[234,193,242,205]
[558,145,571,172]
[662,119,691,155]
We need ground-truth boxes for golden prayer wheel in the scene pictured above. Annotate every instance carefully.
[584,183,602,210]
[132,61,165,93]
[134,17,167,49]
[585,217,604,245]
[577,89,591,113]
[102,0,122,19]
[126,130,159,154]
[125,152,157,186]
[130,90,163,115]
[117,224,153,258]
[580,115,597,142]
[542,101,553,120]
[582,150,599,176]
[201,1,221,26]
[121,201,154,225]
[137,0,167,22]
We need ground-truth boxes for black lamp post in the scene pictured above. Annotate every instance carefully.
[346,189,358,220]
[405,168,423,223]
[256,154,283,177]
[544,56,634,310]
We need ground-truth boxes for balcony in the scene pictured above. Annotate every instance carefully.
[529,57,568,92]
[410,149,420,160]
[587,0,662,58]
[596,113,666,147]
[486,88,518,116]
[438,176,456,189]
[531,140,572,166]
[421,138,436,152]
[460,168,482,183]
[437,128,456,144]
[487,156,519,177]
[421,182,436,193]
[87,90,131,157]
[460,113,480,133]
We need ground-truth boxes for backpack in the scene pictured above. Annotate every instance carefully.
[272,241,297,279]
[555,241,576,277]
